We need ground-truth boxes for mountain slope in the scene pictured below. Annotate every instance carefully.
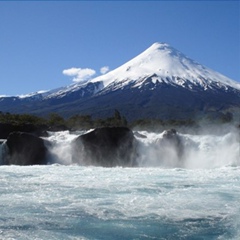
[90,42,240,91]
[0,42,239,121]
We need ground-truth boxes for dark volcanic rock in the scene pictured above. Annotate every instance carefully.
[4,132,48,165]
[0,123,49,139]
[72,127,137,167]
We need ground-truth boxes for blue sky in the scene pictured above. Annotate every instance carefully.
[0,1,239,96]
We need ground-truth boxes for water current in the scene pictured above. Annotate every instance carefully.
[0,128,239,239]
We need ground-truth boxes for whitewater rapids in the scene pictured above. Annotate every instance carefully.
[0,128,239,239]
[45,127,240,168]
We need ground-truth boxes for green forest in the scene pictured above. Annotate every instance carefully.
[0,108,235,132]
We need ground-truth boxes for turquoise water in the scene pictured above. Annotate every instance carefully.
[0,165,239,239]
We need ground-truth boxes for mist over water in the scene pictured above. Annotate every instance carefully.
[184,130,239,168]
[42,125,240,169]
[45,130,81,165]
[0,126,239,239]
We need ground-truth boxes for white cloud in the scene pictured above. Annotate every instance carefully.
[62,68,81,77]
[100,66,110,74]
[63,67,96,82]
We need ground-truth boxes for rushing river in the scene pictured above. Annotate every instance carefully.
[0,128,239,239]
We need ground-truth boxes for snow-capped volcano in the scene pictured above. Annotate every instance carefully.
[16,42,240,99]
[0,42,239,121]
[28,42,239,100]
[89,42,240,91]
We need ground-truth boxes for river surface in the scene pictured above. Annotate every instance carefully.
[0,128,239,239]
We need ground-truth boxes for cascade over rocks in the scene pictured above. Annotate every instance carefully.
[4,132,48,165]
[154,129,184,165]
[72,127,138,167]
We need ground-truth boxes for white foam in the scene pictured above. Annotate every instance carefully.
[43,131,80,165]
[0,165,239,239]
[136,128,239,168]
[43,127,240,169]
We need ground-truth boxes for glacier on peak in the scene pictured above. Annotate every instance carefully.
[11,42,240,100]
[90,42,240,91]
[0,42,239,120]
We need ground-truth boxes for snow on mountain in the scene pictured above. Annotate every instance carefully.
[0,42,239,121]
[16,81,103,100]
[13,42,240,101]
[43,82,91,99]
[90,42,240,91]
[16,84,85,99]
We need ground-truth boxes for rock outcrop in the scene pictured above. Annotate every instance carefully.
[4,132,48,165]
[72,127,137,167]
[0,123,49,139]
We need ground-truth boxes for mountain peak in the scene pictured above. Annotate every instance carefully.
[91,42,240,90]
[147,42,170,50]
[0,42,239,121]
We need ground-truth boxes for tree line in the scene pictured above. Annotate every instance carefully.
[0,109,234,132]
[0,110,128,130]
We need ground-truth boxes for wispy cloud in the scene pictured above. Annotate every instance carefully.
[63,67,96,82]
[100,66,109,74]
